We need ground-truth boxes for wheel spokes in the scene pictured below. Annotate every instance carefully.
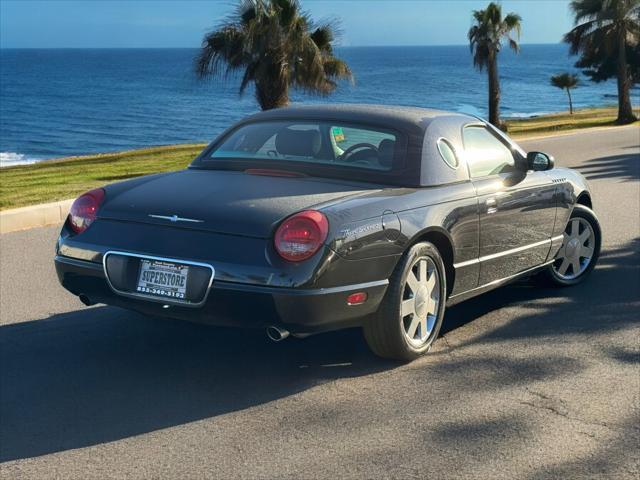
[553,216,596,280]
[401,256,441,346]
[555,244,566,259]
[419,317,428,338]
[406,270,420,293]
[558,257,571,275]
[426,270,436,291]
[578,228,591,242]
[571,257,581,275]
[581,245,594,259]
[418,259,427,283]
[406,315,420,338]
[570,219,579,238]
[401,299,414,317]
[426,297,437,316]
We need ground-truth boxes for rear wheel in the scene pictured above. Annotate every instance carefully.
[363,242,446,361]
[542,205,601,286]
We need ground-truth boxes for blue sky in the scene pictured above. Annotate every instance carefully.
[1,0,574,48]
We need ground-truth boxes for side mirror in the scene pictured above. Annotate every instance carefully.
[526,151,554,171]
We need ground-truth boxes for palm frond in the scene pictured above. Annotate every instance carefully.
[311,22,340,52]
[468,2,521,71]
[323,58,353,82]
[195,26,248,79]
[503,13,522,38]
[551,72,579,89]
[570,0,605,23]
[273,0,298,28]
[508,37,520,53]
[195,0,352,109]
[238,0,259,26]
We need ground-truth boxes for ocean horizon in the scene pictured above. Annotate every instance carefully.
[0,44,631,167]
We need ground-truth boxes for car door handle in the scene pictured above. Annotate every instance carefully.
[486,197,498,214]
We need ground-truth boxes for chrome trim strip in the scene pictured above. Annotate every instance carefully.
[453,258,480,269]
[448,259,555,305]
[453,236,563,270]
[148,214,204,223]
[215,279,389,296]
[102,251,215,308]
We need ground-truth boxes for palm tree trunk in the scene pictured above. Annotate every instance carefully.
[487,50,501,128]
[616,27,637,124]
[255,74,289,111]
[567,88,573,115]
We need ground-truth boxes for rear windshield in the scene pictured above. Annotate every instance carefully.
[200,121,400,172]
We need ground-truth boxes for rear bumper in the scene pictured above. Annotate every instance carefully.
[55,255,388,333]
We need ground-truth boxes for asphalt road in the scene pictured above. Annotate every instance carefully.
[1,127,639,479]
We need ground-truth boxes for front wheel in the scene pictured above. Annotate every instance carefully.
[542,204,601,286]
[363,242,447,361]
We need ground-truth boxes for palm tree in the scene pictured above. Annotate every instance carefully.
[551,73,579,114]
[468,2,522,128]
[564,0,639,124]
[195,0,352,111]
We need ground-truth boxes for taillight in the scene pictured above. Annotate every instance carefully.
[67,188,105,234]
[274,210,329,262]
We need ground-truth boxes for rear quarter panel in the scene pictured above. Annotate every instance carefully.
[322,182,479,295]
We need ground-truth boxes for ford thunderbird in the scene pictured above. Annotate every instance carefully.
[55,105,601,360]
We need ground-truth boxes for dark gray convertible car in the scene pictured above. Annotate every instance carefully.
[55,104,601,360]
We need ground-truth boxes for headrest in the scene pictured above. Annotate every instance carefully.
[378,138,395,168]
[275,128,321,157]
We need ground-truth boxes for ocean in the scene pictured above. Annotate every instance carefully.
[0,44,626,167]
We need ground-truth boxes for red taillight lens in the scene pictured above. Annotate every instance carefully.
[347,292,368,305]
[67,188,105,234]
[274,210,329,262]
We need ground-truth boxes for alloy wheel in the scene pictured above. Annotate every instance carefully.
[552,217,595,280]
[401,257,440,347]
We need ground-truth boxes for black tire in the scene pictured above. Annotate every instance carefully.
[363,242,447,361]
[540,204,601,287]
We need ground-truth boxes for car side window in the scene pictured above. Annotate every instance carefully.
[463,126,516,178]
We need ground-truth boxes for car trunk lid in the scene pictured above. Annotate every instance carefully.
[98,169,375,238]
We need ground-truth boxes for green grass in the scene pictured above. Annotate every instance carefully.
[1,106,638,210]
[506,106,640,138]
[0,144,205,210]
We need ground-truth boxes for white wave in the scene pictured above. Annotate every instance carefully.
[505,111,553,119]
[0,152,43,168]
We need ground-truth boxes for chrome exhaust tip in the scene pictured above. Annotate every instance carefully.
[266,326,290,342]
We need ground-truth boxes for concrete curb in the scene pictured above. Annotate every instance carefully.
[0,199,74,234]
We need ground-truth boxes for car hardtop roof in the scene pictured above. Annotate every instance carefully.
[241,103,478,134]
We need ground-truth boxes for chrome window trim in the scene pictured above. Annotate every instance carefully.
[453,235,563,269]
[102,251,215,308]
[461,124,518,179]
[436,137,459,170]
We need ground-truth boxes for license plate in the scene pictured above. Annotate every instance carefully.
[136,259,189,300]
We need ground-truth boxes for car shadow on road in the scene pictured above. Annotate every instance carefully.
[0,310,395,462]
[1,240,638,463]
[407,239,639,476]
[442,237,640,342]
